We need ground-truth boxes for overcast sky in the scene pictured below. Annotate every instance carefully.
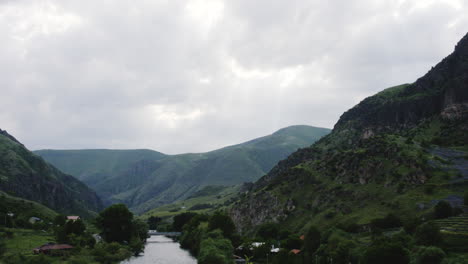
[0,0,467,154]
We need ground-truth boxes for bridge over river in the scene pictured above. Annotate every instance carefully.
[148,230,181,237]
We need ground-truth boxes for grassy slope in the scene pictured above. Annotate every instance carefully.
[0,191,58,222]
[0,131,103,217]
[140,185,240,220]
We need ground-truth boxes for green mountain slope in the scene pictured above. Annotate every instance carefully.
[230,33,468,233]
[35,125,330,213]
[34,149,167,185]
[0,129,103,217]
[0,191,58,223]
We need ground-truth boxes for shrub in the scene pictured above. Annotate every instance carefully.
[173,212,198,232]
[256,222,280,240]
[363,241,410,264]
[403,217,422,234]
[414,246,445,264]
[371,213,402,230]
[414,222,442,246]
[434,201,452,219]
[208,212,236,240]
[198,234,234,264]
[303,225,321,254]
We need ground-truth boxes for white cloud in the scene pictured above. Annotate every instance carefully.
[0,0,466,154]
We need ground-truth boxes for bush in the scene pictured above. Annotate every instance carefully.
[95,204,134,243]
[208,212,236,240]
[198,234,234,264]
[434,201,452,219]
[282,235,303,250]
[256,222,279,240]
[403,217,422,234]
[371,213,402,230]
[173,212,198,232]
[363,241,409,264]
[303,225,321,254]
[414,246,445,264]
[414,222,442,246]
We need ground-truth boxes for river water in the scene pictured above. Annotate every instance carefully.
[122,236,197,264]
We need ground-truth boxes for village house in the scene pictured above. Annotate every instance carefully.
[33,243,74,255]
[28,217,41,224]
[66,216,80,221]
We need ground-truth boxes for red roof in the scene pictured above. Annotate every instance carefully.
[290,249,301,255]
[36,244,74,251]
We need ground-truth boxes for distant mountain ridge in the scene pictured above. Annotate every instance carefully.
[0,129,103,217]
[35,125,331,213]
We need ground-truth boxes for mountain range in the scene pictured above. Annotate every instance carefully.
[36,125,331,213]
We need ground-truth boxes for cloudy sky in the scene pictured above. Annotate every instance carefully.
[0,0,467,154]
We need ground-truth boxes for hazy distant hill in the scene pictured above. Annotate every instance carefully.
[36,125,330,213]
[0,129,103,217]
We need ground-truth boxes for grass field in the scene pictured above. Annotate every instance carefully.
[2,228,55,256]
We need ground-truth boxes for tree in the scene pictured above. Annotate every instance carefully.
[464,192,468,206]
[414,222,442,246]
[415,246,446,264]
[198,231,234,264]
[132,219,149,241]
[303,225,321,254]
[147,216,162,230]
[95,204,134,243]
[256,222,279,240]
[53,215,67,226]
[283,235,303,250]
[363,241,410,264]
[173,212,198,232]
[434,201,452,219]
[208,212,236,239]
[0,239,6,257]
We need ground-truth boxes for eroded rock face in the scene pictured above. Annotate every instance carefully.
[441,103,468,120]
[230,191,291,233]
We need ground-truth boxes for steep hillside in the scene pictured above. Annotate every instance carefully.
[230,33,468,233]
[0,129,103,217]
[36,125,330,213]
[0,191,58,223]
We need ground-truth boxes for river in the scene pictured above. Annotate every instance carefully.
[122,236,197,264]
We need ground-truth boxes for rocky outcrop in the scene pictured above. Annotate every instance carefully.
[335,32,468,135]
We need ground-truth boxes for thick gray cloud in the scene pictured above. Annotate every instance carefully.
[0,0,467,154]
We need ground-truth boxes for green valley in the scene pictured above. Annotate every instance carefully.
[35,125,331,213]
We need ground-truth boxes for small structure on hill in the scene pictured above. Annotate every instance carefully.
[29,217,42,224]
[33,243,74,255]
[290,249,301,255]
[66,216,80,221]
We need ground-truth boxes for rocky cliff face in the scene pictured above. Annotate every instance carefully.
[230,32,468,233]
[0,129,103,217]
[335,33,468,138]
